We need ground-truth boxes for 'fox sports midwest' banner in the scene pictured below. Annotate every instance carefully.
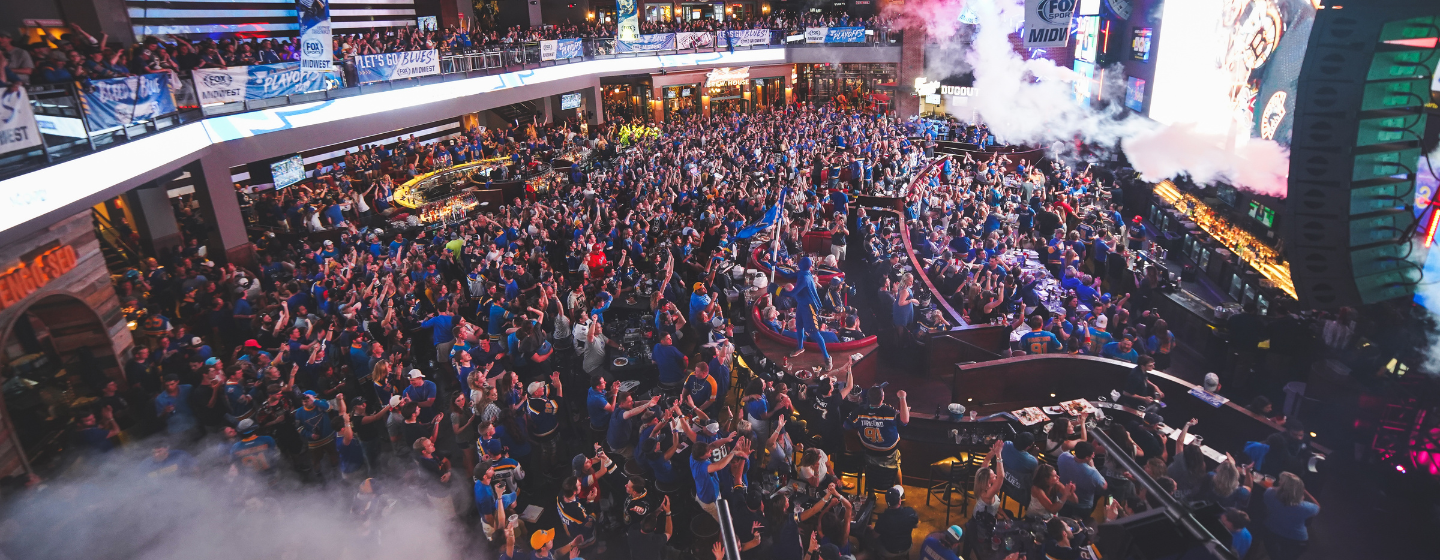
[297,0,333,73]
[617,0,639,41]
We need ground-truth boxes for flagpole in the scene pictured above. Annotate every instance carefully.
[770,187,786,285]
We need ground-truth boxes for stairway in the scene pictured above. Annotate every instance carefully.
[490,100,545,126]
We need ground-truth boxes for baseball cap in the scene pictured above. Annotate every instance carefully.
[1132,216,1142,223]
[705,421,721,435]
[1094,314,1108,329]
[191,336,203,346]
[818,544,840,560]
[408,369,425,379]
[886,485,904,505]
[1203,373,1220,392]
[1014,432,1034,449]
[1143,412,1165,425]
[302,390,319,398]
[945,525,965,543]
[530,529,555,550]
[527,381,547,396]
[236,419,257,434]
[693,282,706,292]
[204,357,219,366]
[243,339,261,348]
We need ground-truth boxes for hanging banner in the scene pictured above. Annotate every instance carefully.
[824,27,867,43]
[676,32,716,50]
[0,87,42,155]
[1024,0,1076,48]
[718,29,771,48]
[80,74,178,130]
[705,67,750,87]
[540,38,584,61]
[193,62,338,105]
[616,34,676,53]
[297,0,333,73]
[355,49,440,83]
[805,28,828,43]
[617,0,639,41]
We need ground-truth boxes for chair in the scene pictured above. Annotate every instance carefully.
[835,450,867,494]
[925,457,972,526]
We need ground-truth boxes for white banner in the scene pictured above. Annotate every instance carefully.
[0,88,42,155]
[298,0,333,73]
[676,32,715,50]
[192,66,248,104]
[804,28,828,44]
[1024,0,1076,48]
[540,40,558,61]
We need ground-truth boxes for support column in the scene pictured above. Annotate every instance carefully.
[195,157,256,267]
[585,85,603,124]
[125,185,183,257]
[57,0,134,47]
[543,95,555,125]
[897,24,926,118]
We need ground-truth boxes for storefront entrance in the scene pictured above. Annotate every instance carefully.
[2,294,124,474]
[662,84,701,120]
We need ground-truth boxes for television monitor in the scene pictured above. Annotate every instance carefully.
[270,154,306,189]
[560,92,583,110]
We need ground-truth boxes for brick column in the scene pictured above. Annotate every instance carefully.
[897,25,927,118]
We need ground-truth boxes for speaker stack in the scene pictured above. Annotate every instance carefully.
[1285,4,1435,309]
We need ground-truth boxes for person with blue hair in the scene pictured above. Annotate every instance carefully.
[783,256,831,370]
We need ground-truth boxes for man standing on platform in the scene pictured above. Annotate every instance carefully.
[784,257,831,371]
[845,382,908,493]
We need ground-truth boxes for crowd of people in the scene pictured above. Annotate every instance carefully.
[1,12,890,87]
[40,103,981,560]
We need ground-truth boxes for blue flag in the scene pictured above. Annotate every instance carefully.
[736,188,788,240]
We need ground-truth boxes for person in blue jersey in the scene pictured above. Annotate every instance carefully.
[681,362,722,417]
[1220,508,1253,560]
[586,376,615,445]
[230,418,279,475]
[844,383,910,491]
[650,331,688,390]
[1019,315,1062,355]
[918,525,968,560]
[690,429,751,522]
[525,373,564,475]
[139,439,198,479]
[294,390,337,475]
[1101,334,1140,364]
[783,256,832,370]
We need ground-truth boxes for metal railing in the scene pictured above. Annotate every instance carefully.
[1,29,901,183]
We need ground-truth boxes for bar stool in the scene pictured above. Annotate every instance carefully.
[835,451,866,493]
[925,457,971,526]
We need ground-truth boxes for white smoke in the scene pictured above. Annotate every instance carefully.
[902,0,1291,197]
[0,439,463,560]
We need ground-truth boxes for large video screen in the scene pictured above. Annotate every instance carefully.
[560,92,583,110]
[270,154,306,189]
[1149,0,1316,146]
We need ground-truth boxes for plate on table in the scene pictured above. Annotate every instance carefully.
[1011,407,1047,426]
[613,357,630,368]
[1059,399,1097,416]
[1043,406,1067,416]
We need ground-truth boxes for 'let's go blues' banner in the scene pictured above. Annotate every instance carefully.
[193,62,338,105]
[719,29,772,48]
[355,49,441,84]
[616,34,676,53]
[81,74,178,129]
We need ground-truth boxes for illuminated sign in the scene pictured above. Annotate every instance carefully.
[1258,91,1287,140]
[1125,77,1146,111]
[913,77,976,97]
[0,245,78,310]
[706,66,751,87]
[1131,27,1152,61]
[1074,15,1099,63]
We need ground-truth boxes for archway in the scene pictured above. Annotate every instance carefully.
[0,294,123,476]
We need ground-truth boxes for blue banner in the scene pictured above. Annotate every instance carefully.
[193,63,337,104]
[616,33,676,53]
[297,0,332,73]
[355,49,441,84]
[81,74,178,129]
[556,38,584,60]
[825,27,867,43]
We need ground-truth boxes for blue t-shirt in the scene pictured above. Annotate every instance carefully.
[653,343,686,385]
[1002,441,1040,483]
[587,388,611,429]
[685,373,720,408]
[421,314,456,346]
[526,397,560,438]
[1263,487,1320,541]
[690,455,720,504]
[1100,342,1139,364]
[919,535,962,560]
[404,380,439,416]
[1057,452,1107,509]
[1020,330,1062,354]
[845,404,905,453]
[1231,528,1252,559]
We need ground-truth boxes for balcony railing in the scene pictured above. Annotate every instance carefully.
[0,29,899,182]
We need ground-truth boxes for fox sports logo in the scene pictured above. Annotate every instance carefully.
[201,74,233,87]
[304,40,325,56]
[1036,0,1075,25]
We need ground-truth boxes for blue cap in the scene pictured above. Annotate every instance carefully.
[204,357,219,366]
[302,390,318,398]
[946,525,964,543]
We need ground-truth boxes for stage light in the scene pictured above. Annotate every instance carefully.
[1396,464,1406,473]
